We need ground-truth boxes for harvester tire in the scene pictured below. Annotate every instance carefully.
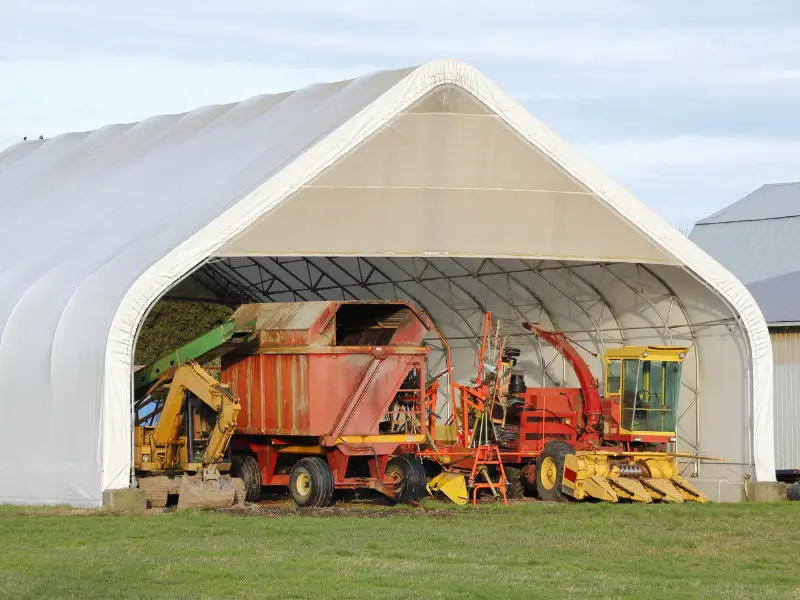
[386,454,426,504]
[503,466,525,499]
[231,454,262,502]
[290,457,335,508]
[520,463,538,497]
[788,482,800,501]
[535,440,575,502]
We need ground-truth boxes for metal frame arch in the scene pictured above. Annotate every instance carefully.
[637,263,702,474]
[555,260,627,345]
[597,263,676,345]
[446,257,565,384]
[637,264,698,343]
[596,261,702,471]
[501,258,609,355]
[380,256,485,340]
[191,256,702,468]
[447,258,560,329]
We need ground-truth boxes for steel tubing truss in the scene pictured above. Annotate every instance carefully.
[177,255,722,473]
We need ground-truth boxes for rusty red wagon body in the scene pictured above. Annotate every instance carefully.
[224,301,430,506]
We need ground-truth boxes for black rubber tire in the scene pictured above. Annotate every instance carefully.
[535,440,576,502]
[788,482,800,501]
[289,457,335,508]
[386,454,427,504]
[422,459,443,480]
[520,463,538,496]
[231,454,262,502]
[503,466,525,499]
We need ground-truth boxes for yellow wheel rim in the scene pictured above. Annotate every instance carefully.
[296,472,311,497]
[540,456,558,491]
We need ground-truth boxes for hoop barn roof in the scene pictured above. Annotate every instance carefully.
[0,60,772,506]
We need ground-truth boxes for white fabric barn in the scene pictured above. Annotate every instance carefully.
[0,60,773,506]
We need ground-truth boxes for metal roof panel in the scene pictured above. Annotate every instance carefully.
[696,182,800,225]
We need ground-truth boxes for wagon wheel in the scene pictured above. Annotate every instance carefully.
[289,457,334,508]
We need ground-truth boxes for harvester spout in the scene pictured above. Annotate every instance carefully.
[521,323,603,440]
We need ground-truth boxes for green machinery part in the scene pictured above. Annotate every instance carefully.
[134,318,256,395]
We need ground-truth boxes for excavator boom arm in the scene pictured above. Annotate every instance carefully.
[202,394,239,465]
[152,362,241,467]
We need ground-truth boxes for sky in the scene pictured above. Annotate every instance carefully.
[3,1,800,227]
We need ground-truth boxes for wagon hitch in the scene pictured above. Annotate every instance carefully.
[365,478,400,502]
[365,478,420,506]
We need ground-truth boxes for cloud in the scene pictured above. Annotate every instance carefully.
[4,2,798,117]
[575,136,800,224]
[5,2,798,74]
[578,136,800,178]
[2,0,799,227]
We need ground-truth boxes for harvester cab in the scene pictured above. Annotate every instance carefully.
[601,346,689,448]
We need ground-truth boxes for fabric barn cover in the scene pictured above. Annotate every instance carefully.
[0,60,773,506]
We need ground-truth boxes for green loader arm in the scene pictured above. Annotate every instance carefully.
[134,319,255,395]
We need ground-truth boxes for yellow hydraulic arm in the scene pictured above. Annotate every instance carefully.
[152,362,240,470]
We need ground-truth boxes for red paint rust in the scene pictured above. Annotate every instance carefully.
[222,302,429,441]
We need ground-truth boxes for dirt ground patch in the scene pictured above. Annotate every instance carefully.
[221,500,458,518]
[9,494,541,518]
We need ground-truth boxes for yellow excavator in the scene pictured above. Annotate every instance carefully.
[134,361,246,509]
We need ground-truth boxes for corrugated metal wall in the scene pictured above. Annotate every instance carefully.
[771,328,800,470]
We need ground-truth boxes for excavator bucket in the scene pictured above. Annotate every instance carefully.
[176,474,243,510]
[427,472,469,505]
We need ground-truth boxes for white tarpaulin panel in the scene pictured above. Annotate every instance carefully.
[0,60,773,506]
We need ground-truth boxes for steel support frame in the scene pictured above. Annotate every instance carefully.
[186,255,704,475]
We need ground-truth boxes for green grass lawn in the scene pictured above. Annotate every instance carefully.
[1,501,798,600]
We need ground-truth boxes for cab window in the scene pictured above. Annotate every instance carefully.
[606,360,621,394]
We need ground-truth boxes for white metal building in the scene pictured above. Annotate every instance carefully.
[0,60,773,506]
[692,182,800,478]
